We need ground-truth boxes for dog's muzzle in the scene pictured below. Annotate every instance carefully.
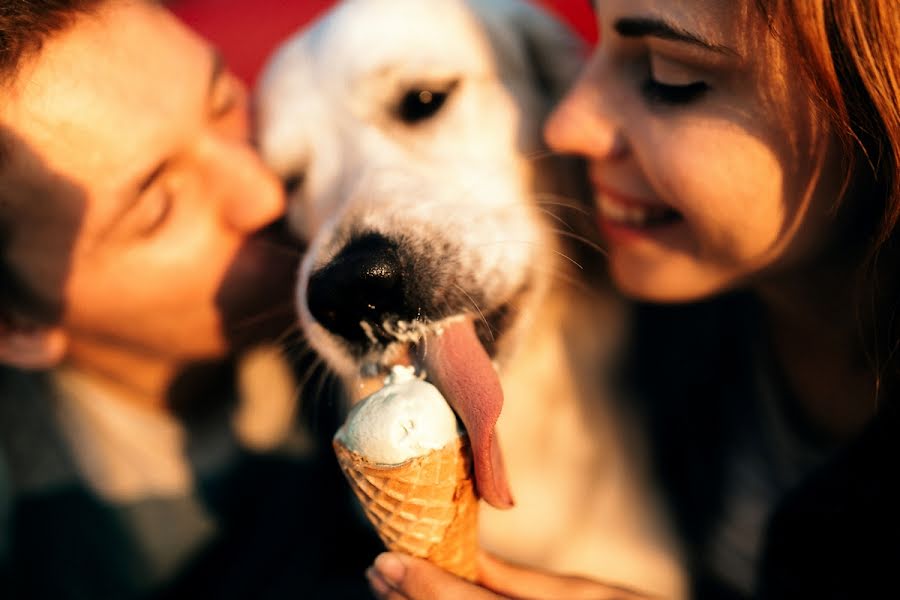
[307,232,419,346]
[303,231,516,509]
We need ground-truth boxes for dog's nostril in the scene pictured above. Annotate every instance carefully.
[307,233,409,344]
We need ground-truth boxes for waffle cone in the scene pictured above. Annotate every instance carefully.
[333,435,479,580]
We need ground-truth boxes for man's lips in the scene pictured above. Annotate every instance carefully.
[422,318,514,509]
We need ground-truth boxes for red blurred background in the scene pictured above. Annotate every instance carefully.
[169,0,597,86]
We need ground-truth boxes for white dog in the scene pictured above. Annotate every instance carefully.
[257,0,684,595]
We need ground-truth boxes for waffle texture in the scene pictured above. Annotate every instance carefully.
[333,435,479,580]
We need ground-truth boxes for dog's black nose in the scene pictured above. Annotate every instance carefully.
[307,233,410,344]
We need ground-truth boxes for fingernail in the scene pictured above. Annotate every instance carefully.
[373,552,406,585]
[365,566,391,597]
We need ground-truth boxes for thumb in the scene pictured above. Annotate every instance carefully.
[367,552,507,600]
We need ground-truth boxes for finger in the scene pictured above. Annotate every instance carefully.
[367,566,410,600]
[478,553,654,600]
[370,552,507,600]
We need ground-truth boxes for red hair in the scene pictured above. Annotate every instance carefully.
[764,0,900,251]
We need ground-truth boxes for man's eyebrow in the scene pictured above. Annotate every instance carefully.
[613,17,739,57]
[98,52,225,241]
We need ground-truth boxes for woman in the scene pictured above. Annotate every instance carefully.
[365,0,900,598]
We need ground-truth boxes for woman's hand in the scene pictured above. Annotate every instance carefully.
[366,551,657,600]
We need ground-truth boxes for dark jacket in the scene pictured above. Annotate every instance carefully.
[0,366,382,600]
[626,293,899,599]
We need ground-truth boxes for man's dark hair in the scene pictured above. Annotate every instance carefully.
[0,0,106,85]
[1,0,104,327]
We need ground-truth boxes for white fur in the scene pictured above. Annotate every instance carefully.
[257,1,686,596]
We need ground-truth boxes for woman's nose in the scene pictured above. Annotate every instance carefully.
[544,71,627,161]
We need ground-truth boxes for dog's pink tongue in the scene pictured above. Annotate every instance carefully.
[423,319,514,509]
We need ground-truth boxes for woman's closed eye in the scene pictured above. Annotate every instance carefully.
[641,55,709,106]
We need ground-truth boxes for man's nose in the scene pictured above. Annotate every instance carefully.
[207,137,286,232]
[544,70,627,161]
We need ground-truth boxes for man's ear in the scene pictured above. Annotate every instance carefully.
[0,325,68,370]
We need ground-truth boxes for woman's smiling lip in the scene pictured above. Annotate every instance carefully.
[591,183,685,245]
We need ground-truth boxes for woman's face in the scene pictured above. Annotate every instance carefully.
[546,0,845,302]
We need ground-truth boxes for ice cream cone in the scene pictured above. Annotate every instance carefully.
[333,434,479,581]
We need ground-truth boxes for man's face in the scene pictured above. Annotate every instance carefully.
[0,0,298,369]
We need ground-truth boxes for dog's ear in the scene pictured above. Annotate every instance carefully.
[510,1,587,102]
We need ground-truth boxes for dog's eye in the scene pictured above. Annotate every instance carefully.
[397,83,457,124]
[284,172,305,197]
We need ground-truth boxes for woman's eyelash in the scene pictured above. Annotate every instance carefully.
[641,78,709,105]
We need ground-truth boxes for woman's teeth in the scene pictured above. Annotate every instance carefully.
[598,196,681,227]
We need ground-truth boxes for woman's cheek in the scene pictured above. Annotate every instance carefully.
[656,124,790,266]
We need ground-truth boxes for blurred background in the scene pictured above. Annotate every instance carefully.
[168,0,597,86]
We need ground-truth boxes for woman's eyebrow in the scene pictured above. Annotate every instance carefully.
[614,17,740,57]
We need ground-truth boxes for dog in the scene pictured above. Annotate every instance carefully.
[257,0,685,595]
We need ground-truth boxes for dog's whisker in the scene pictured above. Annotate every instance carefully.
[274,323,304,350]
[290,352,321,433]
[299,358,329,436]
[285,347,317,374]
[281,330,313,357]
[468,238,583,271]
[229,302,297,332]
[525,147,592,163]
[261,329,304,370]
[452,283,495,342]
[311,366,331,404]
[536,207,576,232]
[546,228,608,257]
[524,263,598,295]
[332,184,589,219]
[523,147,582,163]
[337,160,584,218]
[293,349,324,389]
[521,148,556,162]
[532,190,587,203]
[477,237,589,270]
[532,195,592,216]
[309,360,337,421]
[251,237,306,258]
[553,249,584,270]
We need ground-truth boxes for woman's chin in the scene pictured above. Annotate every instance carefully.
[609,260,728,305]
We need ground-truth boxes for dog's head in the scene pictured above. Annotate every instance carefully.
[257,0,584,506]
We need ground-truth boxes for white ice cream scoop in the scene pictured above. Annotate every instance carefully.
[335,365,461,465]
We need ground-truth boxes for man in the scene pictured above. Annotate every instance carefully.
[0,1,378,597]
